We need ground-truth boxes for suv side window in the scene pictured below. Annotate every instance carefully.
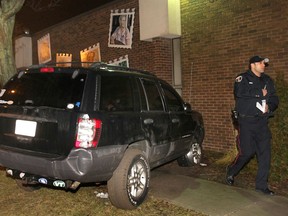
[141,79,164,111]
[99,76,134,111]
[161,84,184,112]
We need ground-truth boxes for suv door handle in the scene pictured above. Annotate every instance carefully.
[172,118,180,123]
[144,118,154,125]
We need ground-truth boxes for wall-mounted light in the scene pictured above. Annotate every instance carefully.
[24,28,30,35]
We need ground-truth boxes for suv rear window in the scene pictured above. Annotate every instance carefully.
[0,72,86,109]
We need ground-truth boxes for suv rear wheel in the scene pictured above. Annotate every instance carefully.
[107,149,150,210]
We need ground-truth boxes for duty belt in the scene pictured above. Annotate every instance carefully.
[239,114,260,118]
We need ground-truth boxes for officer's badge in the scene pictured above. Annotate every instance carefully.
[235,76,242,82]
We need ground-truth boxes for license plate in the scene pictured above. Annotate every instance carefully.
[15,120,37,137]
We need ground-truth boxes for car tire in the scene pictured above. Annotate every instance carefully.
[177,142,202,167]
[107,148,150,210]
[15,179,41,192]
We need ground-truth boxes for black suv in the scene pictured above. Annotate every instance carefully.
[0,63,204,209]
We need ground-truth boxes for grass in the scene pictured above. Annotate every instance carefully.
[0,169,206,216]
[2,148,287,216]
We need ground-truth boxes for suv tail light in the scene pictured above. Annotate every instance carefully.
[75,114,102,148]
[40,67,54,73]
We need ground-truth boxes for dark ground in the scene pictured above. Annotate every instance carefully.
[0,150,286,216]
[156,150,288,198]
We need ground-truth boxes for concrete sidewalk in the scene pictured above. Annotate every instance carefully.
[150,170,288,216]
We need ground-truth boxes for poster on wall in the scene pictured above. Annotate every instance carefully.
[108,55,129,67]
[56,53,72,67]
[15,36,32,69]
[80,43,101,67]
[108,8,135,49]
[37,33,52,64]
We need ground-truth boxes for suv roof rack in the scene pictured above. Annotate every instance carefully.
[22,62,156,77]
[89,62,156,77]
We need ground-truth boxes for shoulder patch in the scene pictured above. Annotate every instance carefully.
[235,76,242,82]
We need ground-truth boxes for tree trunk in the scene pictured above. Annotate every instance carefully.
[0,0,25,86]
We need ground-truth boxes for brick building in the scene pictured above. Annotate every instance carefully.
[181,0,288,151]
[17,0,288,152]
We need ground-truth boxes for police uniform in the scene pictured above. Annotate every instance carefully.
[227,58,279,193]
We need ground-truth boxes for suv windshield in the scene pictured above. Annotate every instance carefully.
[0,72,86,109]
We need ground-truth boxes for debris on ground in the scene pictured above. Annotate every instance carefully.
[94,191,109,199]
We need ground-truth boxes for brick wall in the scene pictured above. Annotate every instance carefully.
[181,0,288,151]
[31,0,173,84]
[30,0,288,152]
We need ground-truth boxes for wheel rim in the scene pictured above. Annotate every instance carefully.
[187,143,202,164]
[128,161,147,198]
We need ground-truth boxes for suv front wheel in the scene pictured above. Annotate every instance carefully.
[177,142,202,166]
[107,149,150,210]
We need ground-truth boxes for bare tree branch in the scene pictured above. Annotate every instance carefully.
[25,0,62,12]
[48,0,62,9]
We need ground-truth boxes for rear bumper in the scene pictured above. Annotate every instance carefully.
[0,145,126,183]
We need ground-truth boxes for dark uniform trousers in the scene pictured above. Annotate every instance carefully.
[228,116,271,189]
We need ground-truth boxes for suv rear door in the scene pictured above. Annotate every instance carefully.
[97,75,144,148]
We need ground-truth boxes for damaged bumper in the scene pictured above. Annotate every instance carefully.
[0,145,126,183]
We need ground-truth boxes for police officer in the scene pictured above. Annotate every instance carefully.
[226,55,279,195]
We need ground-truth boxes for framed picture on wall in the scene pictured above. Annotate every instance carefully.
[108,55,129,67]
[108,9,135,49]
[56,53,72,67]
[37,33,52,64]
[80,43,101,67]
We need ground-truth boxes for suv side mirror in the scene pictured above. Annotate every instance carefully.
[183,103,192,111]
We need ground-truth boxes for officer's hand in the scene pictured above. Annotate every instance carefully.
[264,104,269,113]
[262,88,267,96]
